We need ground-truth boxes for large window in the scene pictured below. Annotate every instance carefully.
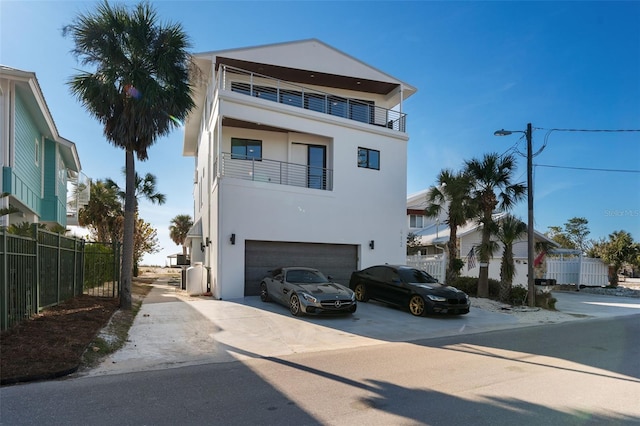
[409,215,424,228]
[358,147,380,170]
[231,138,262,160]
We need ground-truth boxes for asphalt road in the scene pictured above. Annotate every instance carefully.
[2,314,639,425]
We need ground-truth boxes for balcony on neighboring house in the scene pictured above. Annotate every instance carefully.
[66,171,91,226]
[215,153,333,191]
[217,65,407,132]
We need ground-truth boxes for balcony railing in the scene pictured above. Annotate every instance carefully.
[219,65,407,132]
[218,153,333,191]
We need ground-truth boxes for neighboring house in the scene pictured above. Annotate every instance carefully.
[406,189,559,285]
[183,39,417,299]
[0,66,89,229]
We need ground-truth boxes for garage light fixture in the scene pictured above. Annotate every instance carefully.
[369,240,375,250]
[230,234,236,245]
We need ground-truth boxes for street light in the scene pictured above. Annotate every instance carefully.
[494,123,535,307]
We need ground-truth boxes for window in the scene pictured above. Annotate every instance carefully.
[409,215,424,228]
[280,89,302,107]
[231,138,262,160]
[34,138,40,165]
[357,147,380,170]
[350,100,374,124]
[305,93,326,113]
[231,82,251,96]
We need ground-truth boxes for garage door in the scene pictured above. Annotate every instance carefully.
[244,241,358,296]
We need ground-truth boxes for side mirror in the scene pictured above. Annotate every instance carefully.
[327,275,334,281]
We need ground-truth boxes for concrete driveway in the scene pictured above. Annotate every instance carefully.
[84,279,640,377]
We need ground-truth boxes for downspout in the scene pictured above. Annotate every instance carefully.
[213,101,222,299]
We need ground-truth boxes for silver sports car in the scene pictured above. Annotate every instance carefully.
[260,267,357,316]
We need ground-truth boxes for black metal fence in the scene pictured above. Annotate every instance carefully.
[0,227,120,331]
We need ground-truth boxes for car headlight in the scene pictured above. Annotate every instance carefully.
[427,294,447,302]
[300,293,318,303]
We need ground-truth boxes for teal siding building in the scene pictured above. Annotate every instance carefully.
[0,66,87,228]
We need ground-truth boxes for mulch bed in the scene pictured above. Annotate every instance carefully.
[0,295,120,385]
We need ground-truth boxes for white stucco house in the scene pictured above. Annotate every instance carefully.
[406,189,559,286]
[183,39,417,299]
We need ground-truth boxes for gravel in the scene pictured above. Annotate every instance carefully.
[470,283,639,325]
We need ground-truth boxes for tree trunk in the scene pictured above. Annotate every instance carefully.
[477,212,491,298]
[445,232,458,285]
[120,150,135,310]
[499,249,513,303]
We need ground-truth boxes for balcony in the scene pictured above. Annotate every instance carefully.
[66,172,91,226]
[217,153,333,191]
[219,65,407,132]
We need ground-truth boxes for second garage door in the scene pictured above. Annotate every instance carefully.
[244,240,358,296]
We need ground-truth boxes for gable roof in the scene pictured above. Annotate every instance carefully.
[195,39,417,98]
[413,215,558,247]
[184,39,417,154]
[0,65,81,172]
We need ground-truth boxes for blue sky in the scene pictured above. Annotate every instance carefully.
[1,1,639,265]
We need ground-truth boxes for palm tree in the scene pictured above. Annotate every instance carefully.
[494,214,527,303]
[106,172,165,276]
[424,169,475,284]
[465,153,526,298]
[65,1,195,309]
[79,180,123,242]
[106,171,166,211]
[170,214,193,257]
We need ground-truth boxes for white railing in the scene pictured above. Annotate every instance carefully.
[219,65,407,132]
[218,153,333,191]
[66,172,91,226]
[406,254,446,282]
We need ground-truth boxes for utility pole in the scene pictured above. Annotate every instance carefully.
[526,123,535,307]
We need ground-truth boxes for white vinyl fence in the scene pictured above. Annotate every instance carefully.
[406,254,446,282]
[546,256,609,286]
[407,252,609,287]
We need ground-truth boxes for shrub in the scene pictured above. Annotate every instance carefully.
[84,244,115,289]
[510,286,528,305]
[452,276,501,299]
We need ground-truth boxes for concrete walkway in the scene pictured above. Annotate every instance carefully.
[85,278,640,377]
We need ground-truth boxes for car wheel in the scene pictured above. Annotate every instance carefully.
[408,295,426,316]
[354,282,369,302]
[260,282,270,302]
[290,294,303,316]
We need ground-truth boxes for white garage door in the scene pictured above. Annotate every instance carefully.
[244,241,358,296]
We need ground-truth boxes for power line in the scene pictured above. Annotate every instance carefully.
[535,164,640,173]
[528,127,640,159]
[535,127,640,133]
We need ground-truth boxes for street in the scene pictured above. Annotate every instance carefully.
[2,314,639,425]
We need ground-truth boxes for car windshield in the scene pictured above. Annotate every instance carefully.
[398,268,439,284]
[286,269,328,284]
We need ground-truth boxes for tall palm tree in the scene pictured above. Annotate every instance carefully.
[424,169,475,284]
[465,153,526,298]
[65,1,195,309]
[494,214,527,303]
[169,214,193,257]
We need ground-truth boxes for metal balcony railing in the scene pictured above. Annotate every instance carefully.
[218,153,333,191]
[219,65,407,132]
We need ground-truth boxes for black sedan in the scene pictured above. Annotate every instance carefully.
[260,267,357,316]
[349,265,470,316]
